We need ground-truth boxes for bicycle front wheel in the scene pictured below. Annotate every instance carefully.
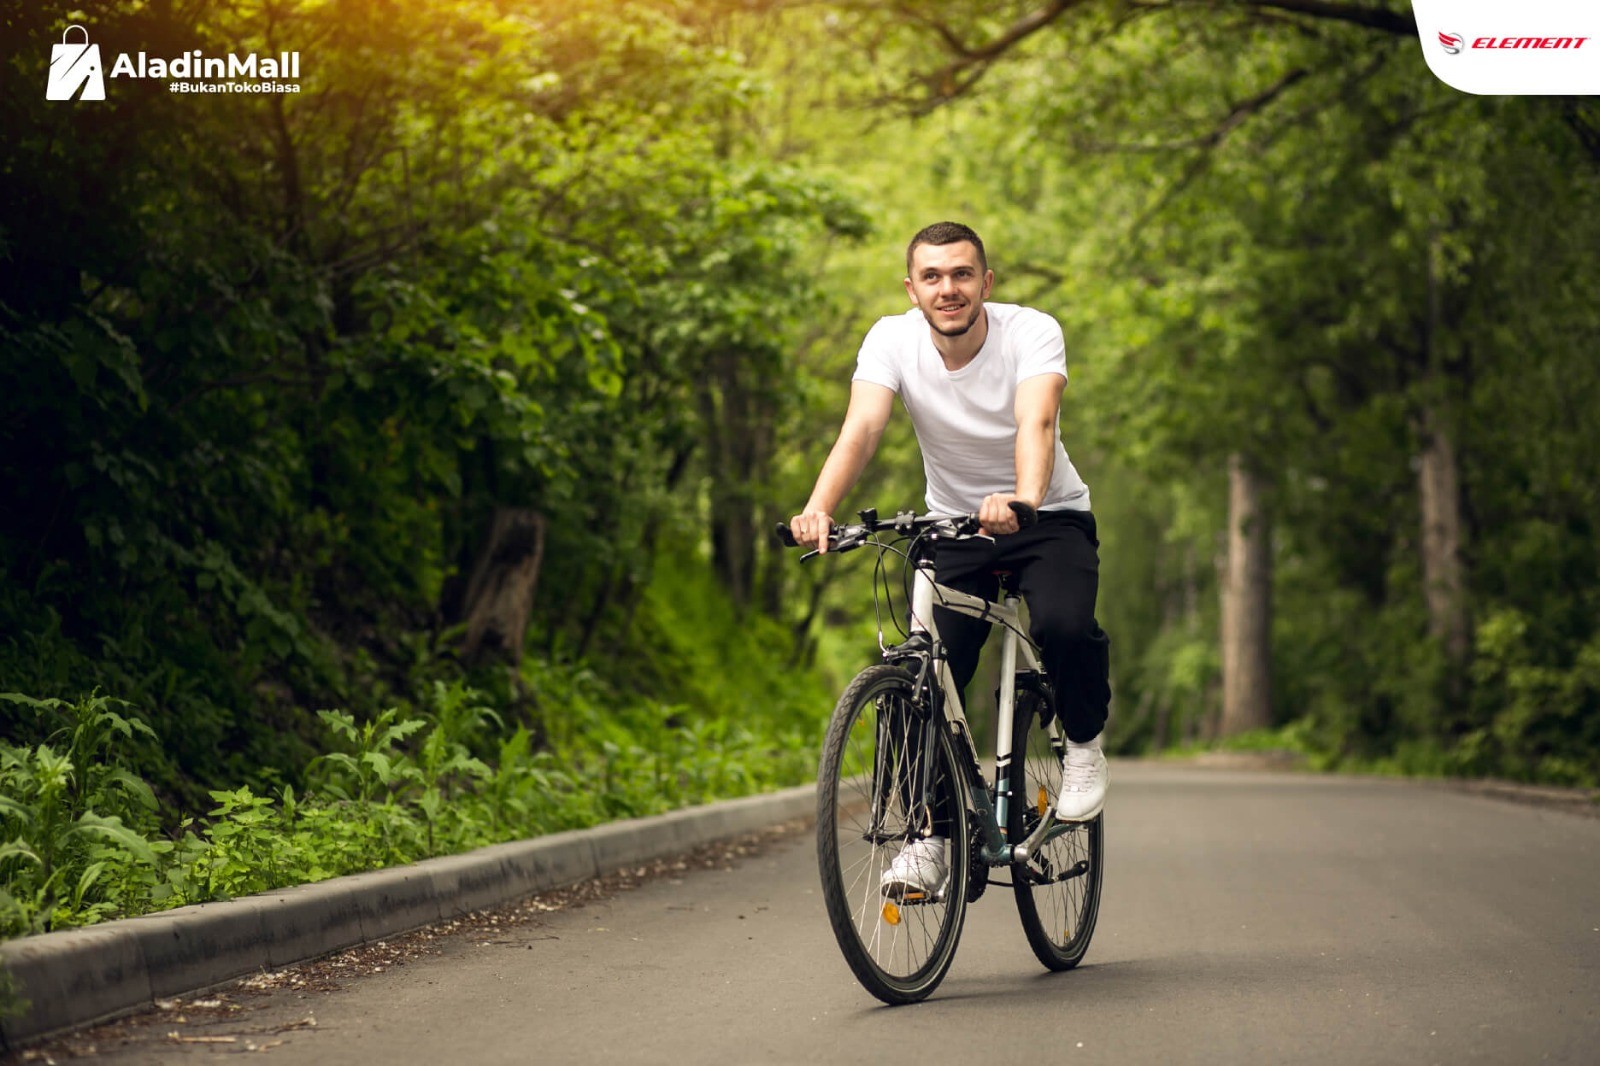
[1008,684,1103,970]
[816,664,970,1004]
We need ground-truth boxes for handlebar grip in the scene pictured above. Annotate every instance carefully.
[1008,501,1038,529]
[774,523,798,548]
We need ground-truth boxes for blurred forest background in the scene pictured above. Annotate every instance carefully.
[2,0,1598,931]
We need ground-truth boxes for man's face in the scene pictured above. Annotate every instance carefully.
[904,241,994,338]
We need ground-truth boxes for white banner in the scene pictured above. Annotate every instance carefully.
[1411,1,1599,94]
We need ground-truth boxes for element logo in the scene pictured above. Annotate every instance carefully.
[1412,0,1600,93]
[46,25,104,101]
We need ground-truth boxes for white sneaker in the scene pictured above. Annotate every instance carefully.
[879,836,948,900]
[1056,744,1108,822]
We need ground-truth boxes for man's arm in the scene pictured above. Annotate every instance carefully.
[978,372,1065,535]
[790,381,895,553]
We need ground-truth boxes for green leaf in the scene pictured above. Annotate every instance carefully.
[0,796,34,826]
[70,814,158,866]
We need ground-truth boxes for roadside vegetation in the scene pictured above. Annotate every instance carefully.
[4,1,1598,937]
[1,563,826,937]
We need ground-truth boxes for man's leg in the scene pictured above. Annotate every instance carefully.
[1011,512,1110,743]
[930,538,1002,699]
[1006,511,1111,821]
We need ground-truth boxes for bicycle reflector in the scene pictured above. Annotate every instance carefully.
[882,901,902,926]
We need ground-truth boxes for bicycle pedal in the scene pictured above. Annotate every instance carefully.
[881,881,933,905]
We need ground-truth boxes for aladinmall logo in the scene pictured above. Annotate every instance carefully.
[45,23,302,101]
[47,25,104,100]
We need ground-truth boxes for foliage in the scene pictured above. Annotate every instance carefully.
[2,653,822,935]
[0,694,163,935]
[1,0,861,804]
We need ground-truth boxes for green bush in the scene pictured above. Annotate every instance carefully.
[0,693,164,935]
[1,638,828,938]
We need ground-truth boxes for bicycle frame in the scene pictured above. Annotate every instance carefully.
[904,554,1071,870]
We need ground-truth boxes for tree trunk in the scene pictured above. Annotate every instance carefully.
[1151,541,1200,753]
[699,347,781,613]
[1219,453,1272,736]
[1418,234,1470,672]
[758,502,790,619]
[460,508,546,666]
[1151,696,1171,752]
[1417,407,1469,667]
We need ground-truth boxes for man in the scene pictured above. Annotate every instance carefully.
[788,221,1111,897]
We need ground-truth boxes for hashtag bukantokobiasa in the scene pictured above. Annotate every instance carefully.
[167,81,302,94]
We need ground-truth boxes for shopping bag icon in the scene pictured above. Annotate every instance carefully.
[46,25,105,101]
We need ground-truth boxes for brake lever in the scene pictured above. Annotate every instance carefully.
[800,538,859,564]
[793,523,868,562]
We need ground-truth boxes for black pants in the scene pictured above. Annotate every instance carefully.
[932,509,1111,743]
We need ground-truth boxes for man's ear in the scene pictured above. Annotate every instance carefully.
[904,277,916,304]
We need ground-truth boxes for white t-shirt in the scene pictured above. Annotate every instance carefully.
[853,302,1090,516]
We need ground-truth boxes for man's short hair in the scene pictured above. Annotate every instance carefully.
[906,221,988,276]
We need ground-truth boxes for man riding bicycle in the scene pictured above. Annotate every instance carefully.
[788,221,1111,899]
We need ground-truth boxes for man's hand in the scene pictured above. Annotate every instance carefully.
[789,510,834,553]
[979,493,1035,536]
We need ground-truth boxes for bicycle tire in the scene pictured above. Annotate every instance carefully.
[1007,683,1103,971]
[816,664,970,1004]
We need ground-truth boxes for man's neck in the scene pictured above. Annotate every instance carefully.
[930,307,989,372]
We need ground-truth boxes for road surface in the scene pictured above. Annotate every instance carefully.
[69,764,1600,1064]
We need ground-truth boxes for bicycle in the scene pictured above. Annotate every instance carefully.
[777,505,1104,1004]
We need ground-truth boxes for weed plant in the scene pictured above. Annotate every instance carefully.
[0,662,825,939]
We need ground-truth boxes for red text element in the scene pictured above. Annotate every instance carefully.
[1471,37,1589,49]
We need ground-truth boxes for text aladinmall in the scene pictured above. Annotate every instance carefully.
[110,50,300,80]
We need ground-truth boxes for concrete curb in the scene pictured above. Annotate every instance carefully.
[0,784,816,1048]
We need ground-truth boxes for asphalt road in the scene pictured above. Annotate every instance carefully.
[75,764,1600,1064]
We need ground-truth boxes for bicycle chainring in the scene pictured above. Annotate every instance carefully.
[965,820,989,903]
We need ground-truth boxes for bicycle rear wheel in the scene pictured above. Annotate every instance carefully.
[1008,684,1103,970]
[816,664,970,1004]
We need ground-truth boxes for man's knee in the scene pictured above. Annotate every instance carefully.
[1028,601,1098,647]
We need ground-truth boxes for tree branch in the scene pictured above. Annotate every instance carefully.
[1084,64,1307,158]
[1557,99,1600,165]
[1077,66,1309,153]
[1100,65,1316,270]
[1221,0,1417,37]
[890,0,1413,112]
[907,0,1089,113]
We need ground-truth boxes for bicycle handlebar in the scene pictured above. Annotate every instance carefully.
[774,502,1037,561]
